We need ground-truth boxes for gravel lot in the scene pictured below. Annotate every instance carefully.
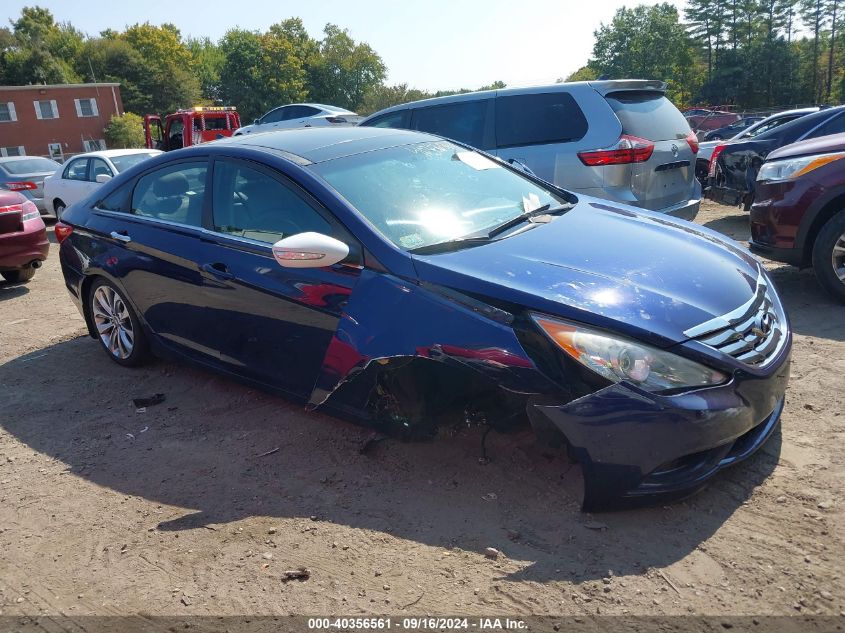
[0,201,842,618]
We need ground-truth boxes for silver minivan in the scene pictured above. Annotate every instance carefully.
[359,80,701,220]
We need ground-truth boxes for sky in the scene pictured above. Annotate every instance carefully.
[5,0,687,92]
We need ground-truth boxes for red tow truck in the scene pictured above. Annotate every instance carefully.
[144,106,241,151]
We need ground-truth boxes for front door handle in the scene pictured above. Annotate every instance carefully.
[110,231,131,243]
[200,262,235,280]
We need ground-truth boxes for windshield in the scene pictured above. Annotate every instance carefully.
[110,153,159,173]
[0,158,60,175]
[312,141,566,251]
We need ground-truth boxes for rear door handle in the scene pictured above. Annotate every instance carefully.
[200,262,235,280]
[110,231,131,243]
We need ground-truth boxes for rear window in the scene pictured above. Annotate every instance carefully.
[605,91,690,141]
[0,158,61,175]
[411,100,490,149]
[495,92,588,148]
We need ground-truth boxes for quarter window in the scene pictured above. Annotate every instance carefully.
[64,159,89,181]
[411,100,490,149]
[365,110,408,129]
[131,161,208,226]
[212,160,331,243]
[496,93,588,148]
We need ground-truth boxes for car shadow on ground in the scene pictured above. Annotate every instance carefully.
[0,280,29,300]
[1,334,780,584]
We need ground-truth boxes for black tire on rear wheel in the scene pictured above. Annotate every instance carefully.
[88,278,150,366]
[1,267,36,283]
[812,211,845,303]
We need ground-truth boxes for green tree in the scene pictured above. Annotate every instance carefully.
[590,3,700,105]
[186,36,223,102]
[104,112,146,148]
[308,24,386,111]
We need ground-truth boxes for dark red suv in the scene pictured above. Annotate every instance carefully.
[750,132,845,302]
[0,190,49,283]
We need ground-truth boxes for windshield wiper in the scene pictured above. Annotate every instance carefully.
[480,203,573,240]
[409,203,573,255]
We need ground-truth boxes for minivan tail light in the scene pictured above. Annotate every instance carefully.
[54,221,73,243]
[686,131,699,154]
[577,135,655,166]
[708,144,727,178]
[3,181,37,191]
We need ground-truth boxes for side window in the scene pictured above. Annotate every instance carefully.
[365,110,409,129]
[261,107,287,124]
[286,105,320,119]
[131,161,208,226]
[212,159,331,244]
[411,100,490,149]
[64,159,89,181]
[807,113,845,139]
[496,93,588,148]
[89,158,113,181]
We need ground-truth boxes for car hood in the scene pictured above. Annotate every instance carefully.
[236,124,256,134]
[411,199,762,347]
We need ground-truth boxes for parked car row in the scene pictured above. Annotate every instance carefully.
[704,106,845,302]
[359,80,702,220]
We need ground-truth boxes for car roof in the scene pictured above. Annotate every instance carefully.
[218,126,438,163]
[768,131,845,161]
[68,149,163,160]
[756,105,845,139]
[360,79,666,121]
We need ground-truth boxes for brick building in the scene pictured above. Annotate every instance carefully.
[0,83,124,161]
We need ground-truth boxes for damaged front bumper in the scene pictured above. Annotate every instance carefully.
[528,350,790,511]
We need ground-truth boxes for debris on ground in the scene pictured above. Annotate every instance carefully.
[133,393,166,409]
[484,547,501,559]
[281,567,311,582]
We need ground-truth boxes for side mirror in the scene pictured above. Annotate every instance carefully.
[272,232,349,269]
[95,174,112,183]
[254,119,260,125]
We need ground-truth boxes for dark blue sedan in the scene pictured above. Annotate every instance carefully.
[57,127,791,510]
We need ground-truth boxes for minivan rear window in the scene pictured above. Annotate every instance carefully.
[605,91,690,141]
[495,92,588,148]
[411,100,490,149]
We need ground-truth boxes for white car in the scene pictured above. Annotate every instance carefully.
[43,149,162,218]
[234,103,362,136]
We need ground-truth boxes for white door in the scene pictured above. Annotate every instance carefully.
[56,157,96,208]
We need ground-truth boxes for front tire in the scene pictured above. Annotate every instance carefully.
[89,278,150,366]
[1,267,36,283]
[812,211,845,303]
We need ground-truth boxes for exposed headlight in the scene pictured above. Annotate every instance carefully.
[532,314,727,392]
[757,151,845,182]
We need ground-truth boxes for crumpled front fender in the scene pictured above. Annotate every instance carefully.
[308,270,558,411]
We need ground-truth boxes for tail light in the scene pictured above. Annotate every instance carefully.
[708,143,727,178]
[54,221,74,244]
[21,200,40,221]
[325,116,348,124]
[686,131,699,154]
[577,134,655,166]
[3,181,37,191]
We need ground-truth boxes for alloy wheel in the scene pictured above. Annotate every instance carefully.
[91,285,134,359]
[833,231,845,283]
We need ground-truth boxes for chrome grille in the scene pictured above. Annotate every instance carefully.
[684,270,786,368]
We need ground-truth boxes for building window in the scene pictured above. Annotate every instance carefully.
[83,139,107,152]
[34,100,59,120]
[75,98,99,118]
[0,102,17,122]
[0,146,26,157]
[48,143,63,162]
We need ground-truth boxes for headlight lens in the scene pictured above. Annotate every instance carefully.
[532,314,727,392]
[757,151,845,182]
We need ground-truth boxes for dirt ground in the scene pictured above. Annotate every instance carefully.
[0,201,842,619]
